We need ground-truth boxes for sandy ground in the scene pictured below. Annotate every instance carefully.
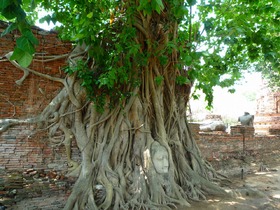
[7,153,280,210]
[183,167,280,210]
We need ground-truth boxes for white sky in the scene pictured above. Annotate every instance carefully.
[190,72,263,122]
[36,11,59,30]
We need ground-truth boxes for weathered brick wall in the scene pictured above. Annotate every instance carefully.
[0,125,80,171]
[254,81,280,134]
[0,21,71,118]
[186,123,279,167]
[230,125,255,137]
[197,131,280,162]
[0,21,79,172]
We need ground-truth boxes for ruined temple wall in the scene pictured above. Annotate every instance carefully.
[190,124,280,162]
[197,132,280,162]
[255,84,276,115]
[254,81,280,135]
[0,21,72,118]
[0,125,80,171]
[0,21,80,171]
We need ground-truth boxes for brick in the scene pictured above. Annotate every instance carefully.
[0,20,78,172]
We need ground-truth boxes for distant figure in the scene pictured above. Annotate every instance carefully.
[238,112,254,126]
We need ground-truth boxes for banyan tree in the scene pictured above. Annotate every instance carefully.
[1,0,279,209]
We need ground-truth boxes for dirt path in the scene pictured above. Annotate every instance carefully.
[179,161,280,210]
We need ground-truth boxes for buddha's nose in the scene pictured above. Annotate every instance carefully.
[163,158,169,167]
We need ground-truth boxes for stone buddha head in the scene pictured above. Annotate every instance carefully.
[150,141,169,174]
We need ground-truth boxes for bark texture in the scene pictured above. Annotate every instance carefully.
[0,4,229,210]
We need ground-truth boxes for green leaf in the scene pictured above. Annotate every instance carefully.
[167,42,177,51]
[1,3,26,20]
[16,36,35,54]
[176,76,190,85]
[192,94,199,100]
[1,4,17,19]
[138,0,149,10]
[174,6,189,18]
[159,55,168,65]
[10,47,33,67]
[87,12,93,18]
[1,22,17,37]
[187,0,196,6]
[17,20,29,32]
[155,0,164,8]
[0,0,12,10]
[30,0,36,10]
[228,88,235,93]
[138,0,152,15]
[153,0,164,14]
[155,75,164,85]
[184,55,192,66]
[22,29,39,45]
[39,14,53,24]
[128,43,140,55]
[98,77,109,88]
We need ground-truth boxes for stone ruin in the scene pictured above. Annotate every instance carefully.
[189,80,280,138]
[231,112,255,137]
[199,114,227,132]
[230,125,255,137]
[189,113,255,138]
[254,82,280,135]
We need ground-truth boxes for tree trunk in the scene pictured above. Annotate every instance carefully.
[60,76,228,209]
[59,9,229,206]
[1,4,229,210]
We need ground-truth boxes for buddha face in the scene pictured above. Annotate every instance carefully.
[151,142,169,174]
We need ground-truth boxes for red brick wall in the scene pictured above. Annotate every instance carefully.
[0,22,71,118]
[0,21,79,171]
[190,122,280,163]
[0,125,80,171]
[254,82,280,134]
[197,132,280,162]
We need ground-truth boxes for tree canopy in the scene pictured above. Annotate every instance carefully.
[1,0,280,209]
[1,0,280,106]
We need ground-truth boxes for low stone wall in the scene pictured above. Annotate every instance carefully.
[230,125,255,137]
[197,131,280,162]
